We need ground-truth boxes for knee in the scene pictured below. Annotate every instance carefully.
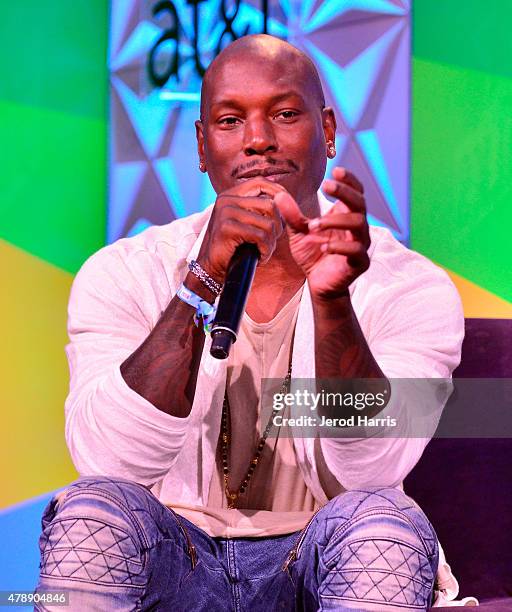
[326,486,416,518]
[315,489,438,610]
[50,476,157,526]
[323,487,438,560]
[40,476,171,559]
[38,476,152,586]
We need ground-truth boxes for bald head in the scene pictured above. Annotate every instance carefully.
[200,35,325,120]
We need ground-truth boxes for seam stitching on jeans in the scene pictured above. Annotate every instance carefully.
[320,593,425,608]
[37,574,146,590]
[42,543,144,567]
[327,508,433,555]
[64,489,150,550]
[325,564,431,588]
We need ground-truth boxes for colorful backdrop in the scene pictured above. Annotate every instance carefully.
[412,0,512,316]
[0,0,510,596]
[0,0,108,595]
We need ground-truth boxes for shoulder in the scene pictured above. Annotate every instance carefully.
[77,207,213,282]
[353,225,463,334]
[68,208,213,322]
[364,225,456,292]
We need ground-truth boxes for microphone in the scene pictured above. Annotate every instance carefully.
[210,243,259,359]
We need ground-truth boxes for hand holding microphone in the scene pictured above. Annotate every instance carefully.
[209,242,260,359]
[194,177,285,359]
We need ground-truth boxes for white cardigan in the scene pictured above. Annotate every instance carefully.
[64,195,464,501]
[63,196,472,604]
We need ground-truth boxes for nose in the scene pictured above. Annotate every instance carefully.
[243,115,277,156]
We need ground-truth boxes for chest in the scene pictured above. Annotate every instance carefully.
[246,281,304,323]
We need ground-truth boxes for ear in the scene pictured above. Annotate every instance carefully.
[321,107,337,157]
[195,119,206,171]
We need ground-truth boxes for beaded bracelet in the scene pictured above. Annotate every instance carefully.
[188,260,222,296]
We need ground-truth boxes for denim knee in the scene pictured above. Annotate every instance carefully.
[38,475,190,588]
[322,487,438,560]
[318,487,438,609]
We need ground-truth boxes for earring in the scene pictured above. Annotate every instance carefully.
[328,143,336,158]
[199,161,206,172]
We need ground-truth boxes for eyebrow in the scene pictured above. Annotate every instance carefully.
[209,90,305,110]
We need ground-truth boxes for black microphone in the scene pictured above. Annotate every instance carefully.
[210,243,259,359]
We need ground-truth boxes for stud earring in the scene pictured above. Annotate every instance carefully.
[328,143,336,158]
[199,161,206,172]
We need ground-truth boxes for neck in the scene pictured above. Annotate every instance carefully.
[300,192,321,219]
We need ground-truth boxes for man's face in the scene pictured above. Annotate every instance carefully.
[196,51,335,212]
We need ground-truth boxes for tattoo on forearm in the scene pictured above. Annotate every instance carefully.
[313,296,384,379]
[121,296,205,418]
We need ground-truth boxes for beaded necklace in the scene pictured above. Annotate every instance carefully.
[221,364,292,509]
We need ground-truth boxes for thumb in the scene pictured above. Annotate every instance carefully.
[274,192,310,233]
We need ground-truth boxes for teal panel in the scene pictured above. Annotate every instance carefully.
[0,0,109,119]
[413,0,512,79]
[0,100,106,273]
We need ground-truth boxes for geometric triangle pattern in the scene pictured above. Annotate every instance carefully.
[109,0,410,243]
[320,539,434,607]
[39,517,145,586]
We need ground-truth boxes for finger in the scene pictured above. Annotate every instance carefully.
[309,212,366,233]
[226,177,287,198]
[320,239,367,259]
[332,166,364,194]
[219,205,282,239]
[222,218,276,263]
[322,179,366,212]
[322,239,370,270]
[274,192,310,233]
[219,196,284,238]
[217,194,279,218]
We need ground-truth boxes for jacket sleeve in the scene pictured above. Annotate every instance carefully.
[320,263,465,491]
[64,244,191,485]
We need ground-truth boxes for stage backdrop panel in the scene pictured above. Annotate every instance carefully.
[109,0,411,244]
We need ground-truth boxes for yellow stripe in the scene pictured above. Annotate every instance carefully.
[444,266,512,319]
[0,240,78,508]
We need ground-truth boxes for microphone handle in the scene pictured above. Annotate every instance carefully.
[210,243,259,359]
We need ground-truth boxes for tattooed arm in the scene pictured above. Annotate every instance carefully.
[120,177,284,418]
[274,167,386,383]
[120,271,212,418]
[311,293,384,379]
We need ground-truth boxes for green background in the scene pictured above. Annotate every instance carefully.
[0,0,108,273]
[411,0,512,302]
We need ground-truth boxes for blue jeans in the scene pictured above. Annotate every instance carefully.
[35,477,438,611]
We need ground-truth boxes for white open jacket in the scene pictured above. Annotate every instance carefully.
[64,196,473,605]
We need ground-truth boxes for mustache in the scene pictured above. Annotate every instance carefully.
[231,157,299,178]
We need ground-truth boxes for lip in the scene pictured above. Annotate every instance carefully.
[236,167,292,180]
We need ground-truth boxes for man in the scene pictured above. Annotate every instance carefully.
[36,35,464,610]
